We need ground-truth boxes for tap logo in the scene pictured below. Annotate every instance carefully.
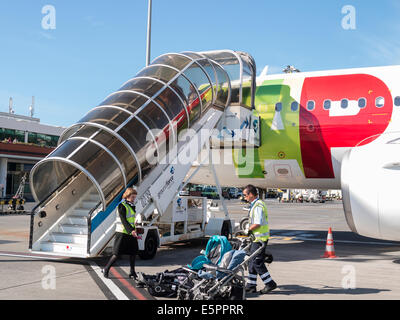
[253,119,258,132]
[240,117,250,129]
[170,166,175,174]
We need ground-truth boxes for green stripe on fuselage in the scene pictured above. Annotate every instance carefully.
[233,79,304,178]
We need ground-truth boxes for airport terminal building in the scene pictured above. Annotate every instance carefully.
[0,112,65,200]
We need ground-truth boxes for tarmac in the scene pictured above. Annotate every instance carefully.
[1,199,400,301]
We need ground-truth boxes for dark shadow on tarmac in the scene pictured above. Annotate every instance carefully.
[92,229,400,269]
[128,230,400,267]
[266,229,400,264]
[0,240,19,245]
[5,229,399,269]
[246,284,390,297]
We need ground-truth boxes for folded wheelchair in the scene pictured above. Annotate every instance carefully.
[137,233,272,300]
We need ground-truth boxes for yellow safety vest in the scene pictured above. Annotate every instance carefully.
[250,199,270,242]
[115,202,136,235]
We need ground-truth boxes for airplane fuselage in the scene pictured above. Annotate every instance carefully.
[191,65,400,190]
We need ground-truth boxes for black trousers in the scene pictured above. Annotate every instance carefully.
[104,233,138,275]
[247,241,273,286]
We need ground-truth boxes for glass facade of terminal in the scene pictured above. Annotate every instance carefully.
[27,132,59,147]
[0,128,25,144]
[0,128,59,147]
[5,162,34,201]
[0,126,61,200]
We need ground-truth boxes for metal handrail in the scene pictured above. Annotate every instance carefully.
[29,140,121,250]
[86,178,136,255]
[30,50,245,256]
[29,170,79,249]
[86,200,102,255]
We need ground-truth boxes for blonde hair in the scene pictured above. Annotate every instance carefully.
[122,187,137,200]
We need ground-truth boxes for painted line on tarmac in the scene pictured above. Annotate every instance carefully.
[0,251,65,260]
[270,236,400,246]
[87,262,129,300]
[114,267,155,300]
[297,237,400,246]
[110,267,148,300]
[83,263,117,300]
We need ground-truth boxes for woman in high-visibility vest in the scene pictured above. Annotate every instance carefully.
[103,187,138,280]
[243,184,277,294]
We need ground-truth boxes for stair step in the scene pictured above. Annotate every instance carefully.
[72,208,90,216]
[80,200,99,209]
[59,224,88,235]
[30,249,87,258]
[40,241,86,255]
[66,215,87,225]
[188,225,201,232]
[50,232,88,244]
[87,193,100,201]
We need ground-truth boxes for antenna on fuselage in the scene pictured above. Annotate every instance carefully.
[283,65,301,73]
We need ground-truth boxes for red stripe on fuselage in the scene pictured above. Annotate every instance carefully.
[299,74,392,178]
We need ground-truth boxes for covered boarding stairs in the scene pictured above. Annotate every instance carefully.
[29,50,257,257]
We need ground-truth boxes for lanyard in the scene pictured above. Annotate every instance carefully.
[250,198,259,210]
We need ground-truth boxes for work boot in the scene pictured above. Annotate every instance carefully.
[245,286,257,293]
[259,280,277,294]
[102,268,109,279]
[129,271,138,280]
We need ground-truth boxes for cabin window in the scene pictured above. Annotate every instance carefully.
[291,101,298,112]
[375,97,385,108]
[307,100,315,111]
[323,99,331,110]
[275,102,282,112]
[358,98,367,109]
[341,99,349,109]
[395,96,400,106]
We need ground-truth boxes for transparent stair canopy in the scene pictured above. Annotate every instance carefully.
[198,50,256,109]
[30,50,256,211]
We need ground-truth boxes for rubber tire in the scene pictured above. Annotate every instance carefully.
[239,217,250,231]
[138,231,158,260]
[230,285,245,300]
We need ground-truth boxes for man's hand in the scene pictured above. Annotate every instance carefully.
[131,231,137,238]
[246,229,253,237]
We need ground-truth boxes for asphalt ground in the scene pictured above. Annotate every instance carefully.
[1,199,400,302]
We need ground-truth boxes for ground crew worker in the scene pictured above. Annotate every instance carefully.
[277,188,283,202]
[102,187,139,280]
[243,184,277,294]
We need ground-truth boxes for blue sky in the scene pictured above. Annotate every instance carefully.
[0,0,399,127]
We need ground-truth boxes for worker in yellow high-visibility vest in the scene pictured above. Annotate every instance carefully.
[102,187,138,280]
[243,184,277,294]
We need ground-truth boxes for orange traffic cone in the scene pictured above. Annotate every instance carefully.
[322,227,337,258]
